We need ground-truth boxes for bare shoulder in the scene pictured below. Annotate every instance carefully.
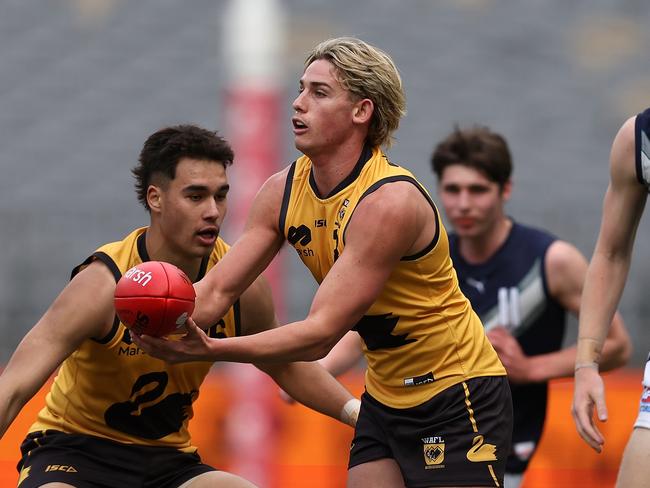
[354,180,427,220]
[248,166,293,225]
[74,258,118,284]
[545,239,587,278]
[259,166,293,201]
[544,239,589,305]
[41,258,117,342]
[347,181,433,257]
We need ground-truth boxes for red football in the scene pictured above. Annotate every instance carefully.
[114,261,196,337]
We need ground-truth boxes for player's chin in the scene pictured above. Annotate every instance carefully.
[185,242,214,260]
[452,227,477,238]
[293,135,311,153]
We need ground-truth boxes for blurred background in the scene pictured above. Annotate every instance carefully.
[0,0,649,486]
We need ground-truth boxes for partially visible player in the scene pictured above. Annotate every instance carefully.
[134,37,513,488]
[0,124,358,487]
[431,125,631,488]
[572,109,650,488]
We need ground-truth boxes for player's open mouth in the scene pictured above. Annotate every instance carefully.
[196,228,218,244]
[292,118,307,133]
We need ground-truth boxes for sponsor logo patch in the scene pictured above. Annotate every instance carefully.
[466,435,498,462]
[422,436,445,469]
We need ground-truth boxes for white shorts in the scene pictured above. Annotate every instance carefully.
[634,353,650,430]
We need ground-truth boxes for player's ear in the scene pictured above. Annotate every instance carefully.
[501,180,513,202]
[352,98,374,125]
[147,185,162,212]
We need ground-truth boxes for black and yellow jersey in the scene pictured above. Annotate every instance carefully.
[280,146,505,408]
[29,227,240,451]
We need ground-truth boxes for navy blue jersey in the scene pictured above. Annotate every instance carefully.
[635,107,650,189]
[449,221,566,474]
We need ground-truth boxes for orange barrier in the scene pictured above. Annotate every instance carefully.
[0,368,640,487]
[522,370,640,488]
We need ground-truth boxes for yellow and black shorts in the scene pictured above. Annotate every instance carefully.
[17,430,214,488]
[349,376,513,487]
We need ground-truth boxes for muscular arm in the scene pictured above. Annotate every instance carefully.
[0,261,116,438]
[191,171,287,328]
[135,181,435,364]
[490,240,630,383]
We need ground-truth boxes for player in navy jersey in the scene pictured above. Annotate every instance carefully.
[573,109,650,488]
[431,125,631,488]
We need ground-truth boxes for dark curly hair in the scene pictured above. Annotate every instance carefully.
[132,125,234,211]
[431,125,512,188]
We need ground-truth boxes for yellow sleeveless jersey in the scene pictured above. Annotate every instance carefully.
[280,146,505,408]
[30,227,240,451]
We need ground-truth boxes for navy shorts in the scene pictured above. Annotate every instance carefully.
[17,430,215,488]
[349,376,513,487]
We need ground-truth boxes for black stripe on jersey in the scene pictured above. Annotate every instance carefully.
[233,298,242,337]
[309,144,373,199]
[70,251,121,282]
[89,252,122,344]
[195,255,210,283]
[137,230,150,262]
[94,317,121,344]
[70,255,93,280]
[137,229,209,282]
[342,175,440,261]
[279,162,297,236]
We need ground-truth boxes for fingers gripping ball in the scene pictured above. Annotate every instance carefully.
[114,261,195,337]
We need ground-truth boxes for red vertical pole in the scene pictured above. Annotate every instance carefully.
[220,1,286,486]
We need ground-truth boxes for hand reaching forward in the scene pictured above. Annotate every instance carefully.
[131,318,215,363]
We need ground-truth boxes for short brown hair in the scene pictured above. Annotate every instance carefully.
[431,125,512,187]
[132,125,234,211]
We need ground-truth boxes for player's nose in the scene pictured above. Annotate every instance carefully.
[457,190,471,208]
[204,198,221,220]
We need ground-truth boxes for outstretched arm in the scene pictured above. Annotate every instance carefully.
[191,171,287,329]
[572,116,647,453]
[0,261,116,438]
[134,181,434,365]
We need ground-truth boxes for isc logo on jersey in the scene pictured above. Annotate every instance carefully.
[124,266,153,286]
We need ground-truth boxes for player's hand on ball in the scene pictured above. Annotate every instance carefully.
[131,318,215,363]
